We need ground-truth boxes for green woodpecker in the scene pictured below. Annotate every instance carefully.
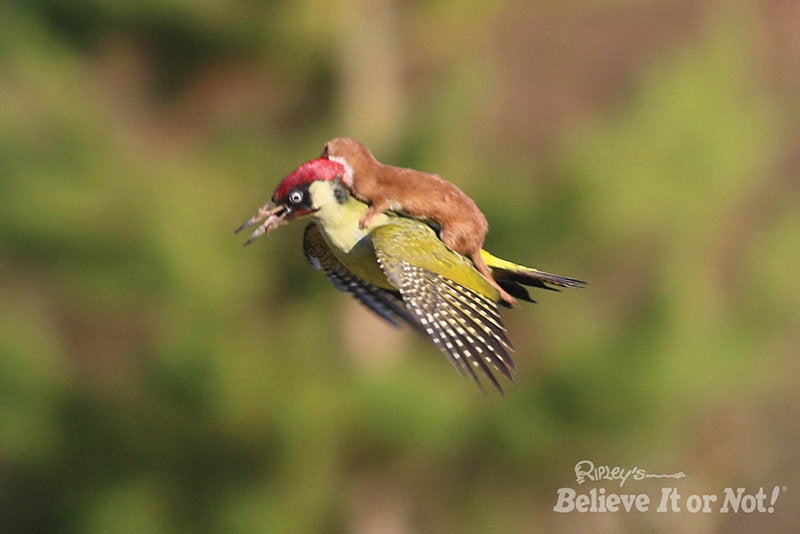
[237,158,584,392]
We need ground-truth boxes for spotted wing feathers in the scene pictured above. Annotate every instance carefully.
[376,249,516,393]
[303,221,517,393]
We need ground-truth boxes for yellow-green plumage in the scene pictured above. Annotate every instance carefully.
[303,181,584,392]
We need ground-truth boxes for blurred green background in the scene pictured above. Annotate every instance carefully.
[1,1,798,532]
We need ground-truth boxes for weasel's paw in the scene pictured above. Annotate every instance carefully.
[358,212,375,229]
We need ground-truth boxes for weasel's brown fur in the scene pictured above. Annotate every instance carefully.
[321,137,517,307]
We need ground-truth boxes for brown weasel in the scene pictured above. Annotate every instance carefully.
[321,137,517,307]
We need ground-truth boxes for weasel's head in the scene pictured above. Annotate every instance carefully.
[320,137,377,185]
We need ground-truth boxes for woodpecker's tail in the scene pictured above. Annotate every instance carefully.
[480,250,586,303]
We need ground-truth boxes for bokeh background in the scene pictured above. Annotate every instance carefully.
[2,1,799,532]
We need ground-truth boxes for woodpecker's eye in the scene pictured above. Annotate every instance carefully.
[288,189,305,206]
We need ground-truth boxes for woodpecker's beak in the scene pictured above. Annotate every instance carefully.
[235,201,291,245]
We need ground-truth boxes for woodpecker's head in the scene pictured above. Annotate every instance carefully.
[236,157,347,244]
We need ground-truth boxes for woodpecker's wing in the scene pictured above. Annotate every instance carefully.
[370,222,516,393]
[302,223,422,331]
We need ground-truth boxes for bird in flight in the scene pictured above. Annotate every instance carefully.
[237,156,584,393]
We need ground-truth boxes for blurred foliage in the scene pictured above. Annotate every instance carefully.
[1,1,799,533]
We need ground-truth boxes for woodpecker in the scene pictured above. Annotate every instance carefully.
[236,158,585,393]
[320,137,519,307]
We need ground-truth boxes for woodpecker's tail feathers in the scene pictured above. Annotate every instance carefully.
[480,250,586,303]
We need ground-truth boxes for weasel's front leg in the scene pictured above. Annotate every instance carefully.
[358,198,390,229]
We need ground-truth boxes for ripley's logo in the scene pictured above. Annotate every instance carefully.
[575,460,685,488]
